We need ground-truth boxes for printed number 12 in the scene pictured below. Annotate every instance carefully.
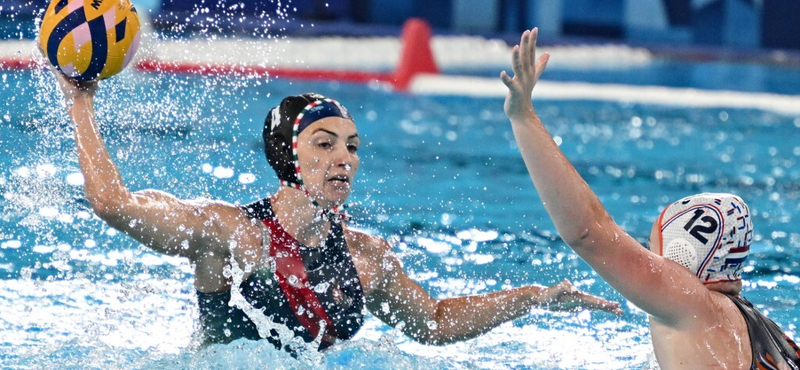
[683,209,718,245]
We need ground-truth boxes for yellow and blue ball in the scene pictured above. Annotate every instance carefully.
[39,0,141,81]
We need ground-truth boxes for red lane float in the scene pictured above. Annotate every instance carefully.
[393,18,439,90]
[134,60,395,85]
[0,58,38,70]
[1,18,441,91]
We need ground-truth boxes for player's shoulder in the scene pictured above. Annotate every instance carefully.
[189,198,262,234]
[344,226,392,254]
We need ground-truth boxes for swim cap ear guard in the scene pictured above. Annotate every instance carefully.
[657,193,753,283]
[263,93,354,222]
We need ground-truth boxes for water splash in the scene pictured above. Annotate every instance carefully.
[223,239,324,365]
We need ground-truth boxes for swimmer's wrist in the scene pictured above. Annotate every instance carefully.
[507,104,539,123]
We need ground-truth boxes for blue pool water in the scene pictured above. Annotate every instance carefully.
[1,63,799,369]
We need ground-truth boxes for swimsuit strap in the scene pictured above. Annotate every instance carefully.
[725,294,800,370]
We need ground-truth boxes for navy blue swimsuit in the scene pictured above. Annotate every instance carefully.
[726,294,800,369]
[196,199,365,351]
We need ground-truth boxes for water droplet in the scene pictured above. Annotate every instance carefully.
[313,282,329,293]
[213,166,234,179]
[35,164,57,178]
[4,240,24,250]
[38,206,58,219]
[238,173,255,184]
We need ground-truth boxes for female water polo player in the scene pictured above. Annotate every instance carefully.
[502,27,800,369]
[48,56,621,351]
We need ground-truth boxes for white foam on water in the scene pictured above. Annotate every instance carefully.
[0,279,194,353]
[212,166,235,179]
[238,173,256,184]
[1,240,22,249]
[409,74,800,115]
[0,271,655,369]
[65,172,85,186]
[353,310,655,370]
[35,163,57,178]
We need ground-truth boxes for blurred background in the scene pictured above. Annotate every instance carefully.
[2,0,800,56]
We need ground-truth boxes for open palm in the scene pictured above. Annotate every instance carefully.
[500,27,549,121]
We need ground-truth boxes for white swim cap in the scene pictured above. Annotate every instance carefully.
[657,193,753,283]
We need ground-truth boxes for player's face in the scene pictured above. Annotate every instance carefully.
[296,117,360,207]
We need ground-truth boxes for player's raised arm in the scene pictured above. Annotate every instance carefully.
[51,70,253,265]
[501,28,710,324]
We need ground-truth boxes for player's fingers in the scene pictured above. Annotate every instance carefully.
[500,70,514,88]
[510,45,522,78]
[533,53,550,82]
[528,27,538,70]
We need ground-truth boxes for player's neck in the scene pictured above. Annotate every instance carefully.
[271,188,329,247]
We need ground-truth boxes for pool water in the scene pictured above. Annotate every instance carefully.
[0,64,798,369]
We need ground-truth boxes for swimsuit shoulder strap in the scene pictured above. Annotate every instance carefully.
[725,294,800,370]
[240,198,275,222]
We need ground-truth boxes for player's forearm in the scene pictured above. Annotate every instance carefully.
[71,95,132,214]
[424,285,543,344]
[509,111,607,248]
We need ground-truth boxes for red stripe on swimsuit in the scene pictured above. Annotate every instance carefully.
[264,218,339,348]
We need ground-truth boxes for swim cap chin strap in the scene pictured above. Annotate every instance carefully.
[281,98,351,223]
[658,193,753,283]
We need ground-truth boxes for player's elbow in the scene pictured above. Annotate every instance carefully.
[562,225,593,249]
[88,196,116,218]
[561,201,611,250]
[86,189,133,222]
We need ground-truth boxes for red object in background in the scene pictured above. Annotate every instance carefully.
[0,58,37,70]
[392,18,439,91]
[136,18,441,91]
[2,18,441,90]
[134,60,395,86]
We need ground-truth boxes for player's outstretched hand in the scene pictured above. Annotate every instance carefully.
[500,27,549,122]
[538,280,623,315]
